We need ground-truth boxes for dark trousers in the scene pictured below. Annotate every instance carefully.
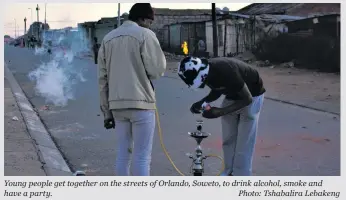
[94,52,98,64]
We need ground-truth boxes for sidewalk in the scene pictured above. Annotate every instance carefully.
[4,63,72,176]
[165,61,340,115]
[4,77,46,176]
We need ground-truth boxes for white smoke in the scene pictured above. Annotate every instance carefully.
[34,46,46,55]
[29,28,89,107]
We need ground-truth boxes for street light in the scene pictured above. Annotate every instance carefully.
[24,17,27,34]
[14,19,16,38]
[36,4,40,40]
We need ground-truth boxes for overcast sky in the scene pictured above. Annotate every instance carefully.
[4,3,250,37]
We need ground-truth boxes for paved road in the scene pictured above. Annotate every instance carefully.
[4,45,340,176]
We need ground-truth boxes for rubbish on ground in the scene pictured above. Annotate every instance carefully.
[278,61,295,68]
[40,105,50,110]
[164,52,185,61]
[235,51,256,63]
[12,116,19,121]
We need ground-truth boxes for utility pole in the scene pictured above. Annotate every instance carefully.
[43,3,47,41]
[44,3,47,26]
[117,3,121,28]
[24,17,27,34]
[36,4,40,22]
[36,4,40,40]
[14,19,17,38]
[212,3,218,57]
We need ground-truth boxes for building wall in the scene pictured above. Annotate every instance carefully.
[206,20,226,57]
[286,15,340,38]
[79,13,211,50]
[94,23,116,43]
[161,25,170,49]
[206,18,257,57]
[153,14,211,47]
[152,15,211,30]
[163,22,206,55]
[169,24,181,52]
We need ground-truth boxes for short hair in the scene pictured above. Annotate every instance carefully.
[128,3,154,21]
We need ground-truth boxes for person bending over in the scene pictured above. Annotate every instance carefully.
[177,56,265,176]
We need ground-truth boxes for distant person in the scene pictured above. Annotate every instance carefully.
[98,3,166,176]
[198,39,206,52]
[47,40,52,54]
[26,38,30,49]
[21,38,25,48]
[177,56,265,176]
[30,36,35,48]
[93,37,100,64]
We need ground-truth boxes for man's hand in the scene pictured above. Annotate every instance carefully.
[190,101,203,114]
[202,107,223,119]
[104,117,115,129]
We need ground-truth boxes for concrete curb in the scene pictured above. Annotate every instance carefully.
[4,64,72,176]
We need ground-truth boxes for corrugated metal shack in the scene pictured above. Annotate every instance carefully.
[286,14,340,38]
[162,19,208,55]
[204,13,304,57]
[237,3,340,17]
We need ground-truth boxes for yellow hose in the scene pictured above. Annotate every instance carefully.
[154,106,225,176]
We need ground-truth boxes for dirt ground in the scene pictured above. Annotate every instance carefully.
[165,60,340,115]
[255,66,340,114]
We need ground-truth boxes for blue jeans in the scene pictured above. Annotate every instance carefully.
[111,109,155,176]
[220,94,264,176]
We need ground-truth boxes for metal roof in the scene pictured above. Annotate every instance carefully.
[236,3,340,17]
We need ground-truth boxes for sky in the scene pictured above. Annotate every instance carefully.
[4,3,251,37]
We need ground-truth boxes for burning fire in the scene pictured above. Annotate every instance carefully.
[181,41,188,55]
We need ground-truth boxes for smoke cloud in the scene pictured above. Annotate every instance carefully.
[28,28,91,107]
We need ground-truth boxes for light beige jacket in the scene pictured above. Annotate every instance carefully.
[98,20,166,118]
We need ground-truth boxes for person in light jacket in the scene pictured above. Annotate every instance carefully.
[98,3,166,176]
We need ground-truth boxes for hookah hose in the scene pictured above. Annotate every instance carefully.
[154,104,225,176]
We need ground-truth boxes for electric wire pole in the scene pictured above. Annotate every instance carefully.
[24,17,27,34]
[212,3,218,57]
[117,3,121,28]
[36,4,40,22]
[36,4,40,40]
[14,19,17,38]
[44,3,47,25]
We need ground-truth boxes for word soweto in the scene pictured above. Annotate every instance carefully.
[153,180,220,187]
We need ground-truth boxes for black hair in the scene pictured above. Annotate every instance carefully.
[128,3,154,22]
